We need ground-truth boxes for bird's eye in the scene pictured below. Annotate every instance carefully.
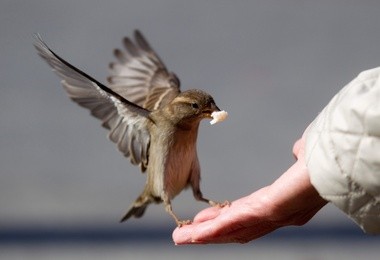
[191,102,199,109]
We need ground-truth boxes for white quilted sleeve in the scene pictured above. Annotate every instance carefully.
[305,67,380,234]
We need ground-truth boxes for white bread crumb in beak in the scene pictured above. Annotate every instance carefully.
[210,110,228,125]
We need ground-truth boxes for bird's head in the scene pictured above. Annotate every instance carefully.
[163,89,221,127]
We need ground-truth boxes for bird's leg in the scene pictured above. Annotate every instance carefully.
[192,188,230,208]
[163,195,192,227]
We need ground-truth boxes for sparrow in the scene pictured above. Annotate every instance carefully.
[34,30,228,227]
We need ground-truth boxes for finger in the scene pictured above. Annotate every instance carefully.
[173,209,234,245]
[173,198,254,245]
[172,208,226,245]
[189,207,247,242]
[292,138,303,159]
[193,206,222,222]
[172,224,196,244]
[173,203,233,244]
[203,221,278,244]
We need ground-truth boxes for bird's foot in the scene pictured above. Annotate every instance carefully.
[209,200,231,208]
[177,219,193,228]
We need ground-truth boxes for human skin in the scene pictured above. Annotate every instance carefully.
[172,136,327,244]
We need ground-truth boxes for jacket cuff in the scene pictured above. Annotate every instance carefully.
[305,68,380,234]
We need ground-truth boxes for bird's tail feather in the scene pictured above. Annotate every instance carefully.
[120,192,155,222]
[120,204,149,222]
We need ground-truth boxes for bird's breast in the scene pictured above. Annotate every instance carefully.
[147,123,200,199]
[164,133,197,198]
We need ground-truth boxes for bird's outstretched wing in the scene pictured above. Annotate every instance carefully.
[108,30,181,111]
[34,34,151,172]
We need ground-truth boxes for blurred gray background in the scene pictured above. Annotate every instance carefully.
[1,0,380,259]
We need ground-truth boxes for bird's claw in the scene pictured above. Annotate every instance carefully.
[209,200,231,208]
[177,219,193,227]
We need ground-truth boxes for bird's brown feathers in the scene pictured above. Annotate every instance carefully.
[33,33,153,172]
[108,30,181,111]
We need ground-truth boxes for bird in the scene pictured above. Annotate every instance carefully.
[34,30,229,227]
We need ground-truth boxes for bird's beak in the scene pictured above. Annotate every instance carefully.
[202,103,220,118]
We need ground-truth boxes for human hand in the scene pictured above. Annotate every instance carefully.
[172,136,327,244]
